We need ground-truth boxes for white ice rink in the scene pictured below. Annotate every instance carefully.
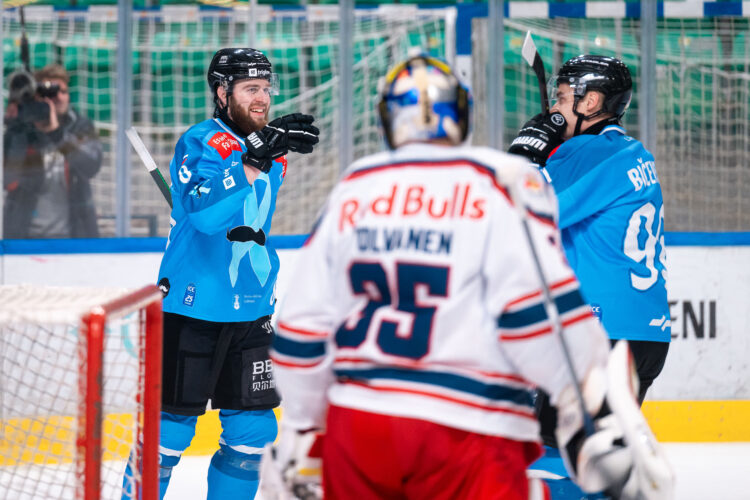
[163,443,750,500]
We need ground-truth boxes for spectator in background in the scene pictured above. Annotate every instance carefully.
[3,63,102,239]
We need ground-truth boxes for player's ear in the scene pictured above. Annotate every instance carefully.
[217,85,228,108]
[586,91,604,114]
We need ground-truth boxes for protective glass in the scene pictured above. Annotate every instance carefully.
[547,76,586,107]
[268,73,280,96]
[229,72,280,96]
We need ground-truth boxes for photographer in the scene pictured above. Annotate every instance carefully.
[3,64,102,239]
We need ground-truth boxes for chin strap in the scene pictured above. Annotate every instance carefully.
[571,95,610,137]
[213,79,234,118]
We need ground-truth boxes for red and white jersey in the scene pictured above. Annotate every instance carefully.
[272,143,609,443]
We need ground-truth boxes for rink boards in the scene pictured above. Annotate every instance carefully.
[1,235,748,443]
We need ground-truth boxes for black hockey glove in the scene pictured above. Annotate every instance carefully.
[264,113,320,154]
[508,112,567,166]
[242,129,287,173]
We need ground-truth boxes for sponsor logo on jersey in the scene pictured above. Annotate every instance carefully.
[339,183,486,231]
[591,303,602,321]
[276,155,287,178]
[233,294,240,310]
[524,173,543,192]
[183,283,196,307]
[649,315,671,332]
[158,277,170,297]
[208,132,242,160]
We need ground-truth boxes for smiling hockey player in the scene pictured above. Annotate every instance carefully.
[121,48,319,500]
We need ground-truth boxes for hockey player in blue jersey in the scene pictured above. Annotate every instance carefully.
[510,55,670,405]
[121,48,319,500]
[509,55,670,498]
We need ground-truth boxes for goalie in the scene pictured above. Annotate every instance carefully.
[262,55,673,499]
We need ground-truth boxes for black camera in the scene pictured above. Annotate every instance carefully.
[8,70,51,123]
[37,80,60,99]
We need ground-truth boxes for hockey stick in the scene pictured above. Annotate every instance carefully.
[521,31,550,115]
[125,127,173,208]
[505,172,595,437]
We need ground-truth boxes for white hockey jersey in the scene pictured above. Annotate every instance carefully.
[272,143,610,443]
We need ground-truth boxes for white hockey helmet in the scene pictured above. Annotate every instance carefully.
[377,54,471,149]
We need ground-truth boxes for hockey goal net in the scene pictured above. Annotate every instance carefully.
[0,285,162,500]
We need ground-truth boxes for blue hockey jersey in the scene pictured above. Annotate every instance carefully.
[158,117,285,322]
[544,124,671,342]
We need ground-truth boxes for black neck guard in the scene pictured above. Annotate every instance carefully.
[580,116,621,136]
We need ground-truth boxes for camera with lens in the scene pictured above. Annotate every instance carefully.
[37,80,61,99]
[8,70,53,124]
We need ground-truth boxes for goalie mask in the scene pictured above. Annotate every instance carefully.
[207,48,280,108]
[378,54,471,149]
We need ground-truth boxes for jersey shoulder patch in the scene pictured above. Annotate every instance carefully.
[207,132,242,160]
[276,155,288,178]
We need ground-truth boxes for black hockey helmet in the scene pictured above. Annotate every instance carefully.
[555,55,632,118]
[207,48,279,98]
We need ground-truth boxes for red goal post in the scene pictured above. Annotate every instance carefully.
[0,284,163,500]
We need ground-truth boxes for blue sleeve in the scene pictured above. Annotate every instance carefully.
[547,146,633,230]
[171,132,252,234]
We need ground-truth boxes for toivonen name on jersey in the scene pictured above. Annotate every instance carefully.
[355,226,452,255]
[339,183,486,231]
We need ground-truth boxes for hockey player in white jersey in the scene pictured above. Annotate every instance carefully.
[261,55,673,500]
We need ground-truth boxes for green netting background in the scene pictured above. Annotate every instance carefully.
[3,5,749,235]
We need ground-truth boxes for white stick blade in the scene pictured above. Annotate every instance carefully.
[521,31,538,67]
[125,127,159,172]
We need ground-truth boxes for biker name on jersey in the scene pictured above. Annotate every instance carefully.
[627,157,660,191]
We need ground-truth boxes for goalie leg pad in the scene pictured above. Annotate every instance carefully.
[556,341,674,500]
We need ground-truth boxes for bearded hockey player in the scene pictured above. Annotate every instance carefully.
[121,48,319,500]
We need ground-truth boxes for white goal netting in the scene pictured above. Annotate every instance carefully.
[0,285,161,500]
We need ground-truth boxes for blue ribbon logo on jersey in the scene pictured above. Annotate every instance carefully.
[228,173,272,287]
